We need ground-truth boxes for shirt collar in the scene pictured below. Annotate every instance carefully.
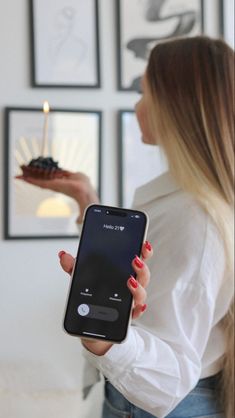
[133,171,181,207]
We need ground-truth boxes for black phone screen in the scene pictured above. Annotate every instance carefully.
[64,204,147,342]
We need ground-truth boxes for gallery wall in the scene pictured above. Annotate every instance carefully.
[0,1,233,418]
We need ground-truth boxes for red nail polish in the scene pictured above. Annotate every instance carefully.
[129,276,138,288]
[145,241,152,251]
[58,250,66,258]
[141,304,147,312]
[134,256,144,269]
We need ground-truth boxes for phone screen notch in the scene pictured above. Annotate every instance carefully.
[106,209,127,217]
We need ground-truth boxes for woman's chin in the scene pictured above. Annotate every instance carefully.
[141,135,157,145]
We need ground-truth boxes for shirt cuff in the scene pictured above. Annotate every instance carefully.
[83,327,139,378]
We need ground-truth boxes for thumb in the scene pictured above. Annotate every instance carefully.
[58,251,75,275]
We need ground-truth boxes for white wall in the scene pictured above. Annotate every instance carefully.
[0,1,139,417]
[0,1,231,418]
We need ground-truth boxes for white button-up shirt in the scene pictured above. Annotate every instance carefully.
[84,171,233,417]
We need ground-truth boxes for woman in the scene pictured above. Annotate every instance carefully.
[20,36,234,418]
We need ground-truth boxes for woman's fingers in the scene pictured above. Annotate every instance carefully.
[15,171,78,193]
[131,255,150,288]
[16,176,70,192]
[127,276,147,320]
[128,244,153,320]
[132,303,147,320]
[16,172,99,205]
[58,251,75,275]
[127,275,147,306]
[141,240,153,261]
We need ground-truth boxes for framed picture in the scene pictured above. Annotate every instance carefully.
[4,107,102,239]
[30,0,101,88]
[116,0,204,91]
[118,110,168,208]
[219,0,234,49]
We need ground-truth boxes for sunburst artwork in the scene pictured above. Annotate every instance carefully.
[5,107,102,239]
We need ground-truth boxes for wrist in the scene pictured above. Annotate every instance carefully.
[75,190,99,223]
[82,339,113,356]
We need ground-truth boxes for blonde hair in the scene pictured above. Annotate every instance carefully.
[146,36,234,417]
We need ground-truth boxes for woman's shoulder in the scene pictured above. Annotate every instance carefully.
[150,189,208,235]
[165,191,223,251]
[146,191,227,296]
[149,189,225,270]
[164,188,203,213]
[134,173,225,267]
[133,172,209,233]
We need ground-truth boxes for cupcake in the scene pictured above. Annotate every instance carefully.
[21,156,69,179]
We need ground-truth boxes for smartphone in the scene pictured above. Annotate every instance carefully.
[63,204,148,343]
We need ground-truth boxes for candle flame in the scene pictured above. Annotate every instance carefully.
[43,101,50,114]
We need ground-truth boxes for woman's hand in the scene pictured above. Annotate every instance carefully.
[58,241,153,356]
[16,171,99,223]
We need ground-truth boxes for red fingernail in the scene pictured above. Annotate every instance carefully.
[58,250,66,258]
[134,256,144,269]
[145,241,152,251]
[141,304,147,312]
[69,268,73,275]
[129,276,138,288]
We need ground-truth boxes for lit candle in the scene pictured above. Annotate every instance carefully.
[41,101,50,156]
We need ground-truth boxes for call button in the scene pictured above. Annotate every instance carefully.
[77,304,90,316]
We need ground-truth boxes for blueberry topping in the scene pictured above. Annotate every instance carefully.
[28,157,62,170]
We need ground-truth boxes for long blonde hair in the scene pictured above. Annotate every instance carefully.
[146,36,234,417]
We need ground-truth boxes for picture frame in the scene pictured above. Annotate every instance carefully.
[4,107,102,239]
[219,0,234,49]
[118,110,168,208]
[116,0,204,91]
[30,0,101,88]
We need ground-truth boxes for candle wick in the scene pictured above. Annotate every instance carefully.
[41,102,50,156]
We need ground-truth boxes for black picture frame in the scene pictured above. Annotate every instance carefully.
[219,0,224,36]
[118,110,167,208]
[116,0,204,91]
[4,106,102,240]
[30,0,101,88]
